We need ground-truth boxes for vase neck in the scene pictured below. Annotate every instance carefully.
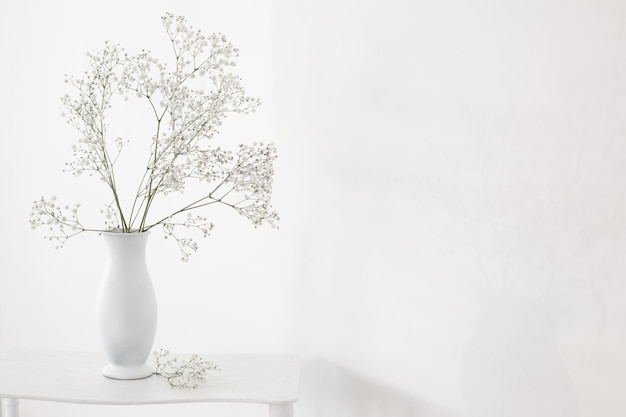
[102,232,150,260]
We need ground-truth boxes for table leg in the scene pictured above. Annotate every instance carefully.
[269,403,293,417]
[1,398,19,417]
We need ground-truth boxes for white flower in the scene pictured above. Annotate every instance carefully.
[153,348,219,389]
[31,13,277,260]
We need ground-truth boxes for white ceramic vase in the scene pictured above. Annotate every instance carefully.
[96,231,157,380]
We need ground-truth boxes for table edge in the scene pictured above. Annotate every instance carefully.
[0,393,299,406]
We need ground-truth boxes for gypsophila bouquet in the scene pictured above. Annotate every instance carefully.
[30,13,278,261]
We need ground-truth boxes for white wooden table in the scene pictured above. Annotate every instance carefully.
[0,350,299,417]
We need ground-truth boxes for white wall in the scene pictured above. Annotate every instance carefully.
[274,0,626,416]
[3,0,626,416]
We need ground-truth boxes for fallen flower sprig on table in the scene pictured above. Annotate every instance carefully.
[153,348,219,389]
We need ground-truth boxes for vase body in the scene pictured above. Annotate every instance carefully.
[461,288,578,417]
[96,231,157,379]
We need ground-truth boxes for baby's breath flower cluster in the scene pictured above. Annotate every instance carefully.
[30,13,279,260]
[153,348,219,389]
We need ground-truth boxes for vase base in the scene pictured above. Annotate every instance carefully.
[102,363,153,380]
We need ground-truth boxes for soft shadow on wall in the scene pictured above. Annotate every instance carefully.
[460,288,579,417]
[276,0,626,416]
[297,357,460,417]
